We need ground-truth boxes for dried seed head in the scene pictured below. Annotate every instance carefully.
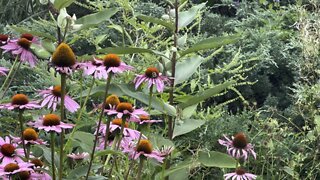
[11,94,29,105]
[232,132,248,149]
[145,67,159,78]
[43,114,61,126]
[103,54,121,68]
[137,139,153,154]
[51,43,76,67]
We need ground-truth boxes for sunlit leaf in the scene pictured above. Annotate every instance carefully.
[137,15,175,31]
[76,8,118,25]
[10,26,56,41]
[54,0,76,10]
[96,47,168,59]
[173,119,205,138]
[175,55,203,85]
[198,151,237,168]
[30,44,51,59]
[178,3,206,28]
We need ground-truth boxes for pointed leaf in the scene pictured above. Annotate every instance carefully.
[137,15,175,31]
[178,3,206,28]
[175,55,203,85]
[178,81,235,109]
[198,151,237,168]
[54,0,76,10]
[30,44,51,59]
[96,47,168,59]
[76,8,118,25]
[180,35,240,57]
[173,119,205,139]
[10,26,56,41]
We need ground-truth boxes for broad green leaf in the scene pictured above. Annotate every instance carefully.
[95,149,124,157]
[10,26,56,41]
[149,135,174,148]
[30,44,51,59]
[54,0,75,10]
[169,168,188,180]
[198,151,237,168]
[182,104,198,119]
[175,55,203,85]
[96,47,168,59]
[34,145,60,166]
[177,33,187,47]
[173,119,205,139]
[180,35,240,57]
[41,39,56,53]
[178,80,235,109]
[67,164,102,179]
[178,3,206,28]
[76,8,118,25]
[137,15,175,31]
[117,84,177,116]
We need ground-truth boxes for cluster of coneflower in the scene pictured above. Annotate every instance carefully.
[0,33,173,179]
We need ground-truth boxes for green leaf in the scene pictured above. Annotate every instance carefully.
[96,47,168,59]
[34,145,60,166]
[178,3,206,28]
[30,44,51,59]
[117,84,176,116]
[175,55,203,85]
[76,8,118,25]
[173,119,205,139]
[137,15,175,31]
[67,164,102,179]
[198,151,237,168]
[95,149,124,157]
[178,80,235,109]
[54,0,75,10]
[180,35,240,57]
[10,26,56,41]
[314,115,320,132]
[41,39,56,53]
[182,104,198,119]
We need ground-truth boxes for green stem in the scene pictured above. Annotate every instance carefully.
[18,110,27,159]
[0,56,19,99]
[107,134,121,178]
[64,76,95,152]
[116,117,126,150]
[137,158,145,180]
[85,73,113,179]
[103,116,112,150]
[51,132,56,180]
[59,74,66,180]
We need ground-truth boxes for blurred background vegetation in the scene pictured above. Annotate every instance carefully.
[1,0,320,179]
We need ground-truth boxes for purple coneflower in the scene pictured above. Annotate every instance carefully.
[106,102,148,121]
[224,168,257,180]
[39,85,80,113]
[0,34,9,45]
[67,152,89,160]
[134,67,169,92]
[0,67,9,76]
[218,132,256,160]
[77,57,108,79]
[0,137,24,164]
[1,33,38,67]
[122,139,164,163]
[11,128,46,145]
[103,54,133,74]
[157,145,174,157]
[0,162,34,178]
[28,114,74,133]
[50,43,77,75]
[0,94,41,110]
[29,159,51,180]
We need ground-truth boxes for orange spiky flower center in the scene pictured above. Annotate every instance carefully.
[112,118,129,128]
[232,132,248,149]
[11,94,29,105]
[103,54,121,68]
[20,33,33,41]
[1,144,15,157]
[235,168,246,175]
[51,85,62,97]
[51,43,76,67]
[18,171,31,180]
[105,94,120,108]
[139,115,150,121]
[30,159,44,167]
[145,67,159,78]
[4,163,19,172]
[23,128,38,141]
[17,38,32,50]
[0,34,8,42]
[116,102,134,113]
[43,114,61,126]
[136,139,153,154]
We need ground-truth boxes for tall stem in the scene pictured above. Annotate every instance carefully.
[168,0,179,140]
[85,73,113,179]
[51,132,56,180]
[1,61,22,99]
[59,74,66,180]
[64,76,95,152]
[137,158,145,180]
[0,56,19,99]
[18,110,27,159]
